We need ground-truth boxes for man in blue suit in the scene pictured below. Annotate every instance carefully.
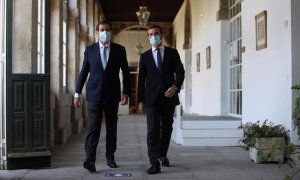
[74,20,131,172]
[138,24,185,174]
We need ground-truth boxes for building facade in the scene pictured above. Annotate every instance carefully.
[1,0,299,169]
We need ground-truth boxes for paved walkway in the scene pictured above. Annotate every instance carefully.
[0,114,299,179]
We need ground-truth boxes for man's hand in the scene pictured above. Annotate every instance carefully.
[121,95,129,105]
[74,97,81,108]
[138,102,145,114]
[165,85,178,98]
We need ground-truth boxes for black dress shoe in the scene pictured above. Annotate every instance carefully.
[147,164,161,174]
[83,159,96,172]
[159,156,170,167]
[107,159,118,168]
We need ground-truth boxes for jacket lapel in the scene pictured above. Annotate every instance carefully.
[162,47,170,68]
[106,43,113,69]
[147,50,161,73]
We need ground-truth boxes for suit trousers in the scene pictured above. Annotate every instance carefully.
[145,93,175,165]
[85,101,119,162]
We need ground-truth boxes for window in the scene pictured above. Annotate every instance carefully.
[62,0,68,89]
[228,0,242,115]
[37,0,45,74]
[63,20,67,87]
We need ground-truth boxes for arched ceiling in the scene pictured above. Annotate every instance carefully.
[98,0,184,23]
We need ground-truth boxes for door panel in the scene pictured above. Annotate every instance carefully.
[11,76,48,152]
[6,0,50,169]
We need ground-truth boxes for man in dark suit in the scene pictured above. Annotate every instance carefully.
[138,24,185,174]
[74,20,131,172]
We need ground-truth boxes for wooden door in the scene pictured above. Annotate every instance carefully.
[6,0,50,169]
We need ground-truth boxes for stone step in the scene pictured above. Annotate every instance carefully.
[181,137,241,146]
[181,115,241,129]
[182,129,243,138]
[182,120,242,129]
[172,115,243,146]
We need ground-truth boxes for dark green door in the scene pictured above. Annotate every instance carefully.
[6,0,50,169]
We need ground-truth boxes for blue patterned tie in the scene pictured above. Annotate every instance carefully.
[102,46,108,69]
[156,48,162,73]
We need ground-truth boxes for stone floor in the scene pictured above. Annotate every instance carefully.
[0,114,299,180]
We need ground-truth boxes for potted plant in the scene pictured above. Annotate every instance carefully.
[291,83,300,138]
[285,84,300,180]
[240,119,290,163]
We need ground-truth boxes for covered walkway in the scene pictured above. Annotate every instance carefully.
[0,114,298,180]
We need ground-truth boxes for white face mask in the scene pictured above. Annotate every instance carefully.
[149,35,161,46]
[99,31,111,43]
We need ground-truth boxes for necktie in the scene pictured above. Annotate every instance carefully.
[102,46,108,69]
[156,48,162,73]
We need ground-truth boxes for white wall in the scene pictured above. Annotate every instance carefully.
[192,0,222,115]
[174,0,223,115]
[242,0,292,129]
[173,0,187,110]
[12,0,33,73]
[114,30,151,64]
[172,0,298,144]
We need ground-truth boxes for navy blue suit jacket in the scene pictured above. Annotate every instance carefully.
[75,42,131,103]
[138,46,185,107]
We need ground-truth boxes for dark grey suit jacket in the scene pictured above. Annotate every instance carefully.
[138,46,185,107]
[75,42,131,103]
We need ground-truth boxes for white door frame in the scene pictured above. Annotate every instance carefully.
[0,0,7,169]
[228,1,242,117]
[184,49,192,113]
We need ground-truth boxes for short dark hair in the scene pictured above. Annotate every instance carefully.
[96,20,112,31]
[147,24,163,35]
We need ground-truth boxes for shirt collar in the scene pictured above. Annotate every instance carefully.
[152,45,164,52]
[99,41,110,49]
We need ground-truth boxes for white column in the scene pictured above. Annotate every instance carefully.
[50,0,72,144]
[87,0,95,42]
[67,0,79,95]
[78,0,91,126]
[79,0,88,35]
[0,0,6,169]
[68,0,83,133]
[50,0,63,96]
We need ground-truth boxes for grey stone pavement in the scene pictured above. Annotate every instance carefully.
[0,114,299,180]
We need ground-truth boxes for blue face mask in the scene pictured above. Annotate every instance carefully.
[99,31,111,43]
[149,35,161,46]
